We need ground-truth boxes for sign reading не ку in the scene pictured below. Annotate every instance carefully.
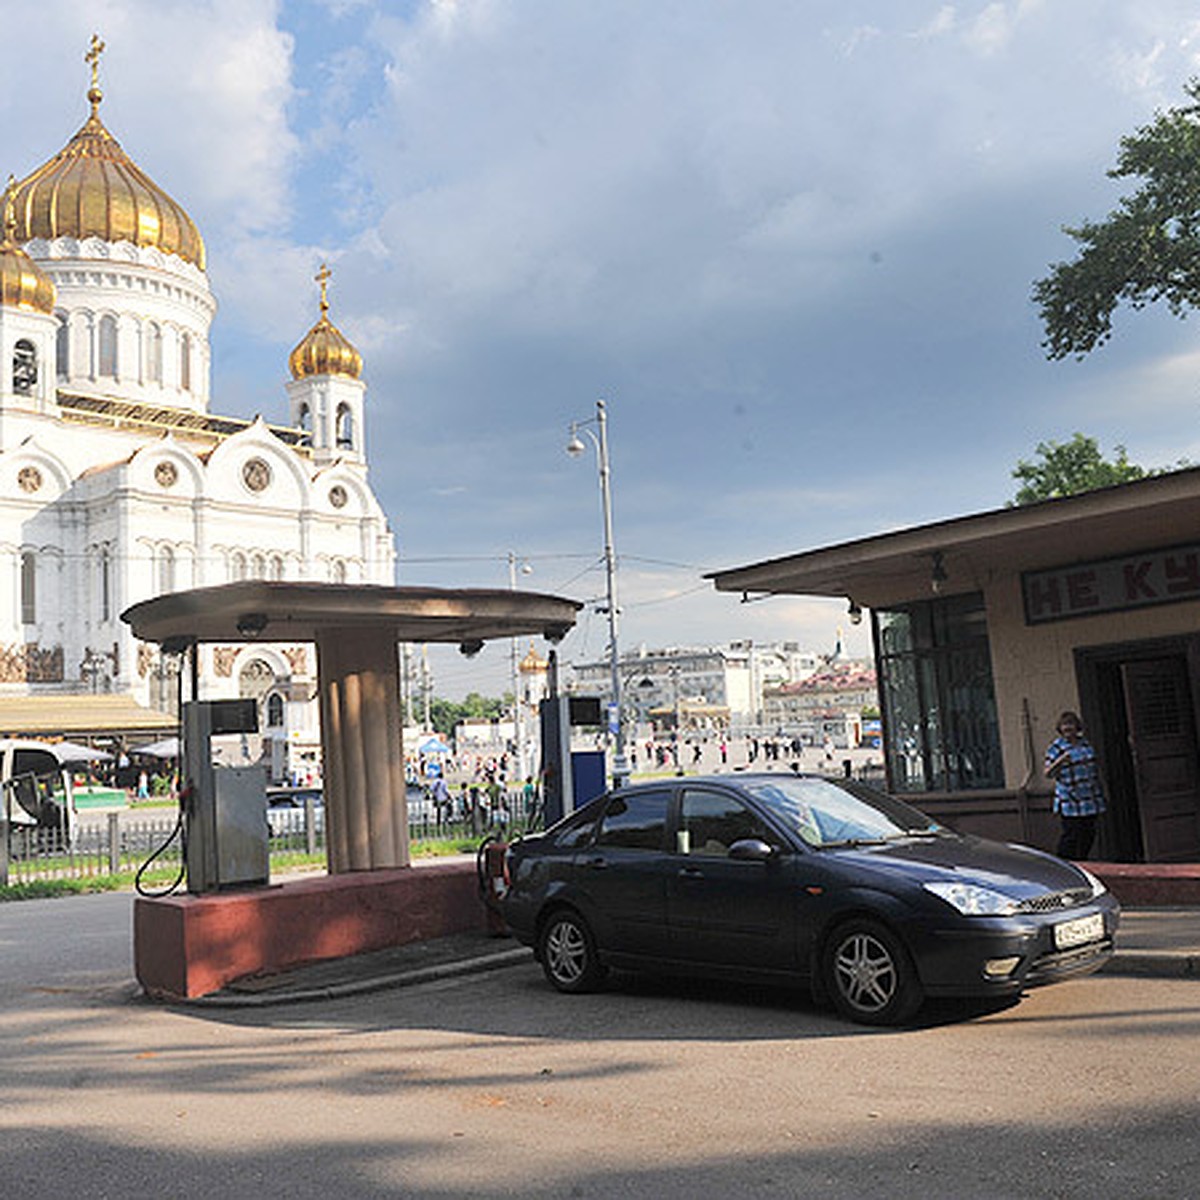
[1022,543,1200,625]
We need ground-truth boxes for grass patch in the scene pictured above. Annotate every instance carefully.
[0,866,182,902]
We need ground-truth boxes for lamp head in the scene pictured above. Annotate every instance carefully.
[566,428,586,457]
[236,612,269,637]
[930,551,948,595]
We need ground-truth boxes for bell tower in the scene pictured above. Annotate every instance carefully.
[286,264,366,466]
[0,178,59,441]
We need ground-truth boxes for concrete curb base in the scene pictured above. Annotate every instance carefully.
[183,945,533,1008]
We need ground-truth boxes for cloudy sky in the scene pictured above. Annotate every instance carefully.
[6,1,1200,697]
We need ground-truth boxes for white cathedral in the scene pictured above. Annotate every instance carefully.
[0,40,395,774]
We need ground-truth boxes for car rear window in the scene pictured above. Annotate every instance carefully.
[595,789,669,851]
[552,806,601,850]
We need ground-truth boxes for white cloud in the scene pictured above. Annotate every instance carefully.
[912,6,957,40]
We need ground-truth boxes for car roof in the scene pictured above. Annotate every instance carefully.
[617,772,826,791]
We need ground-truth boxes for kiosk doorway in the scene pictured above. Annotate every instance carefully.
[1079,638,1200,862]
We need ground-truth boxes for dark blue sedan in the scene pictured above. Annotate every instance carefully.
[502,773,1119,1025]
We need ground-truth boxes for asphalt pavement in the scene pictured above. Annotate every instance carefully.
[180,905,1200,1008]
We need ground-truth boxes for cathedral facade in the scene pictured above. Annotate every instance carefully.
[0,41,395,772]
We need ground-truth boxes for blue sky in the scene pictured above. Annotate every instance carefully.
[6,1,1200,697]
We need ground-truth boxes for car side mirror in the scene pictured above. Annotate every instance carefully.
[728,838,774,862]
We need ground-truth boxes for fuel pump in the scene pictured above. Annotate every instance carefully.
[539,695,609,826]
[182,698,268,894]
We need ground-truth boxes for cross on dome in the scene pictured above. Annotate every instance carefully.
[86,32,106,113]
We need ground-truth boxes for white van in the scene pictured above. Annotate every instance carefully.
[0,740,76,843]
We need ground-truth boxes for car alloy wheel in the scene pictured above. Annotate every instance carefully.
[539,910,605,993]
[825,918,922,1026]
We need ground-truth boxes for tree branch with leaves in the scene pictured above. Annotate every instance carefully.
[1033,79,1200,359]
[1010,433,1148,505]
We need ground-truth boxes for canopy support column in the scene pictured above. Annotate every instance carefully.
[316,626,408,873]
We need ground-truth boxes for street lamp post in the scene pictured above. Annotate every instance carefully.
[508,551,532,783]
[567,399,628,787]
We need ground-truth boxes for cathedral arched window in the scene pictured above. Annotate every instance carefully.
[335,404,354,449]
[20,552,36,625]
[251,553,266,580]
[56,316,69,378]
[269,554,284,581]
[157,545,176,594]
[98,315,118,378]
[297,403,310,432]
[180,333,192,392]
[266,693,284,728]
[230,551,247,582]
[13,340,37,396]
[330,558,347,584]
[147,323,162,384]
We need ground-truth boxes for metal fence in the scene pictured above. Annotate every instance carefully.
[1,813,188,889]
[0,803,530,889]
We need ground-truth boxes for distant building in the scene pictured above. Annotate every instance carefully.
[763,662,877,746]
[568,641,823,732]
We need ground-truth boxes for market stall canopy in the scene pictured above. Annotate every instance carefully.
[0,694,178,740]
[419,737,452,754]
[52,740,114,763]
[121,580,582,648]
[134,736,180,759]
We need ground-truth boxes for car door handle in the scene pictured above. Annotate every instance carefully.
[584,856,609,869]
[676,866,705,880]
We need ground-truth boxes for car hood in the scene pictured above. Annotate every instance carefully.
[829,833,1091,898]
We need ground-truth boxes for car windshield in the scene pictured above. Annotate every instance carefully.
[741,776,941,849]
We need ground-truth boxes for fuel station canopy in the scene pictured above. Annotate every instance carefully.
[123,580,581,874]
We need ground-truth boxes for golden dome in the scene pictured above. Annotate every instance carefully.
[289,264,363,380]
[0,178,56,314]
[519,643,549,674]
[10,36,205,270]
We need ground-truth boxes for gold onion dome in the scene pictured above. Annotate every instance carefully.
[10,36,205,270]
[519,643,549,673]
[289,264,363,380]
[0,178,56,314]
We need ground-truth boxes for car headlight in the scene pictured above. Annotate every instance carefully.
[1076,865,1108,899]
[923,880,1021,916]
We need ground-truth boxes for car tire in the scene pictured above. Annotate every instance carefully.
[539,909,606,994]
[823,917,923,1026]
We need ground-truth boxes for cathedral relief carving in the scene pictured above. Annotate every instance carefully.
[17,466,42,494]
[212,646,239,677]
[329,484,348,509]
[0,643,64,683]
[155,461,178,488]
[283,646,308,676]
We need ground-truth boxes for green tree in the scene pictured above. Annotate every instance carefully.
[1010,433,1147,505]
[427,692,512,736]
[1033,78,1200,359]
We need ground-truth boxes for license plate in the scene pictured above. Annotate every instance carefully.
[1053,912,1104,950]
